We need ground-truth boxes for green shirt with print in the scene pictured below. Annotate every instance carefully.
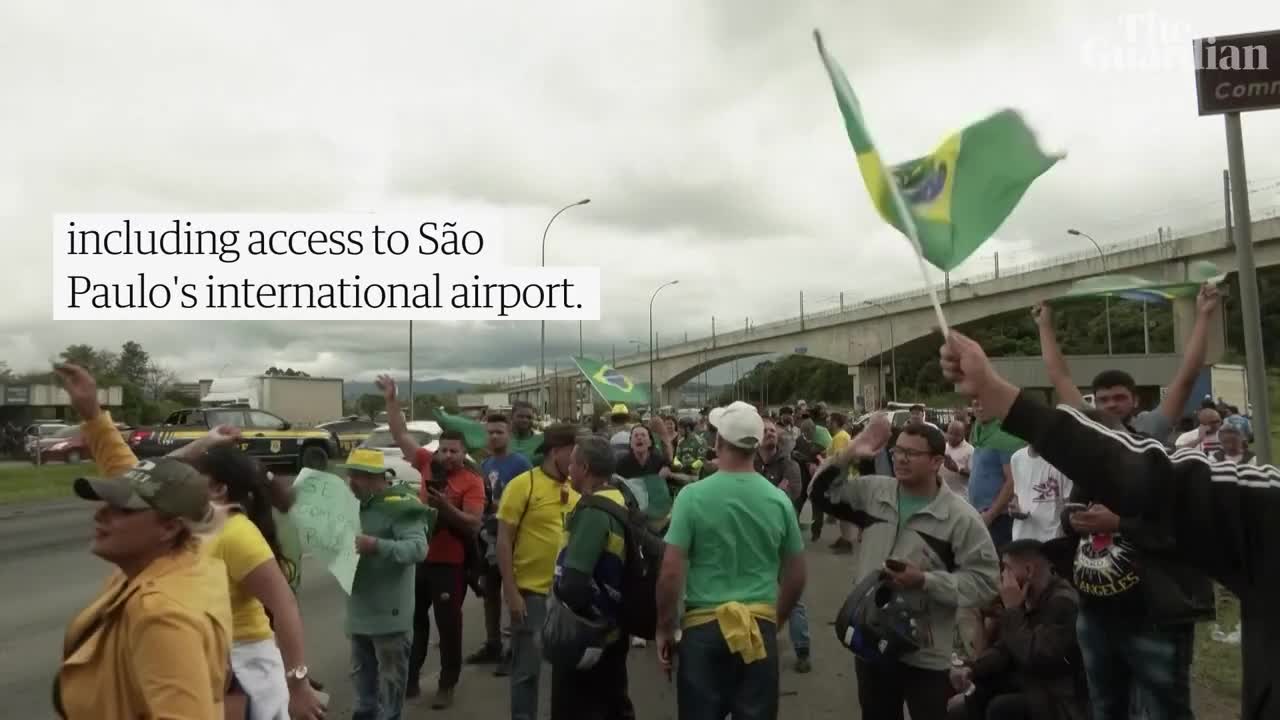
[664,470,804,610]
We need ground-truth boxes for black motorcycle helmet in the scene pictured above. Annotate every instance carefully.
[834,572,925,663]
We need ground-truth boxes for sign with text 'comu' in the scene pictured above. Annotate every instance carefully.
[1194,30,1280,115]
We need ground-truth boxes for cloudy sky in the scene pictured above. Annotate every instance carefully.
[5,1,1280,385]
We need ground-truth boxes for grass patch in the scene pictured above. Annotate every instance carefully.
[1192,587,1243,701]
[0,463,87,504]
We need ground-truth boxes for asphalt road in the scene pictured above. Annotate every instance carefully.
[1,500,876,719]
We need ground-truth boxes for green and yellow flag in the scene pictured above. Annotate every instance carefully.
[1060,260,1225,303]
[572,356,650,405]
[814,30,1063,272]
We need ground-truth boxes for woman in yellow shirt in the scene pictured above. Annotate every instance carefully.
[53,364,231,720]
[172,436,326,720]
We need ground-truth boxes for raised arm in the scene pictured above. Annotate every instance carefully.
[942,329,1273,596]
[1032,303,1085,408]
[376,374,421,459]
[1155,285,1220,423]
[54,364,137,477]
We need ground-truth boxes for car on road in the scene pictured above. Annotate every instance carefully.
[129,407,339,471]
[32,423,132,464]
[23,423,72,459]
[317,416,379,455]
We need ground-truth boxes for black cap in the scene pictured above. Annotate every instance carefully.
[780,406,794,415]
[1001,538,1046,558]
[536,423,581,454]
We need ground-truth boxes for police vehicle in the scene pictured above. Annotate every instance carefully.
[129,406,340,470]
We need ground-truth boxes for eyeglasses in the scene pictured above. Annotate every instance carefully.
[890,447,935,460]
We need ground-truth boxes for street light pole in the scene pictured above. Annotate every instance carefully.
[408,320,414,421]
[649,280,680,411]
[863,300,897,401]
[540,198,591,415]
[1067,228,1112,355]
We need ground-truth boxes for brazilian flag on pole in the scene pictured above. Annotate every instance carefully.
[814,30,1062,272]
[572,356,651,405]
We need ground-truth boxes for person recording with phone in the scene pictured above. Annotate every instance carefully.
[810,418,998,720]
[377,375,484,710]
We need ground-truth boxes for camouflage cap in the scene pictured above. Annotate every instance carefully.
[75,457,212,523]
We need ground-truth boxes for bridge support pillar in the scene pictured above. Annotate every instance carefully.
[1172,295,1225,365]
[853,363,886,412]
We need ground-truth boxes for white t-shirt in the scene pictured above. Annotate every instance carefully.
[1175,428,1221,454]
[1009,447,1073,542]
[941,441,974,498]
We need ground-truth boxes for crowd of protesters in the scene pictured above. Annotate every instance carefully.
[44,283,1279,720]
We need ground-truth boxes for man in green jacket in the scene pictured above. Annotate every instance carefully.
[342,449,434,720]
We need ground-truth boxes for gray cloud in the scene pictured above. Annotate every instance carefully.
[4,0,1280,388]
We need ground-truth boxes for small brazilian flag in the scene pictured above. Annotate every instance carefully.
[572,356,650,405]
[814,30,1063,272]
[1060,261,1225,304]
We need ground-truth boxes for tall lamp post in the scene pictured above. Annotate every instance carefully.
[1067,229,1113,355]
[539,198,590,415]
[863,300,897,402]
[649,280,680,410]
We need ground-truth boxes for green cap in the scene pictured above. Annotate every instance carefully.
[75,457,212,523]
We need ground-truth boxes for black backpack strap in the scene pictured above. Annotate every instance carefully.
[577,493,632,526]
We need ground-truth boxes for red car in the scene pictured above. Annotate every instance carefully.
[34,423,131,465]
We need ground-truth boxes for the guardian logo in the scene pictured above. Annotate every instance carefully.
[1081,12,1269,73]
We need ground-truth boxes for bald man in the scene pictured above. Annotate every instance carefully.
[940,420,974,498]
[1174,408,1223,454]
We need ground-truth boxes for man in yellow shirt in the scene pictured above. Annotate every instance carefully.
[828,412,859,554]
[496,424,581,720]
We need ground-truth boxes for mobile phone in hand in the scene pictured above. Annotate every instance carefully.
[1063,502,1088,514]
[885,558,907,572]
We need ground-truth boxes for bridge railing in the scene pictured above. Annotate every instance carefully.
[631,205,1280,365]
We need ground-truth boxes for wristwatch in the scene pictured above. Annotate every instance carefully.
[286,665,309,683]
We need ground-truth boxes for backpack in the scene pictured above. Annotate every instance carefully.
[575,486,666,640]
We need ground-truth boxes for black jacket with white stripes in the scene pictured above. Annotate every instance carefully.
[1003,391,1277,720]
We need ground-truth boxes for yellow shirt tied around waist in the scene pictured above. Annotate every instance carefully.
[682,602,777,664]
[496,467,580,595]
[202,512,277,642]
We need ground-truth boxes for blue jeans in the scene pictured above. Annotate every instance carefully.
[676,618,779,720]
[788,600,810,659]
[1076,608,1195,720]
[986,512,1013,550]
[510,591,548,720]
[351,632,411,720]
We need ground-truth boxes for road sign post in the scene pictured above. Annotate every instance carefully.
[1194,28,1280,463]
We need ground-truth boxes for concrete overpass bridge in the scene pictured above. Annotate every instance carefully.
[505,215,1280,413]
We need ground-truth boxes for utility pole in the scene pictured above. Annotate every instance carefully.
[408,320,414,421]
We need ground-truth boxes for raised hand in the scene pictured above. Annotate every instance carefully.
[53,364,100,421]
[375,374,397,403]
[1197,283,1221,316]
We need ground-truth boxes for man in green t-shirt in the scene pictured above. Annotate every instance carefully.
[656,401,807,719]
[548,435,634,719]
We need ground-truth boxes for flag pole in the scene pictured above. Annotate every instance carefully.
[814,29,949,338]
[882,159,951,338]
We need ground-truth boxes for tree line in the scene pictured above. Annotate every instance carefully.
[716,267,1280,408]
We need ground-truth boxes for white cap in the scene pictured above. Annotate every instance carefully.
[709,401,764,450]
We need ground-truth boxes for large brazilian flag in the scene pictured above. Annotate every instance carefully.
[814,30,1062,272]
[571,356,650,405]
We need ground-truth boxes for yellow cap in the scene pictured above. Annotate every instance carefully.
[611,403,630,416]
[336,448,387,474]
